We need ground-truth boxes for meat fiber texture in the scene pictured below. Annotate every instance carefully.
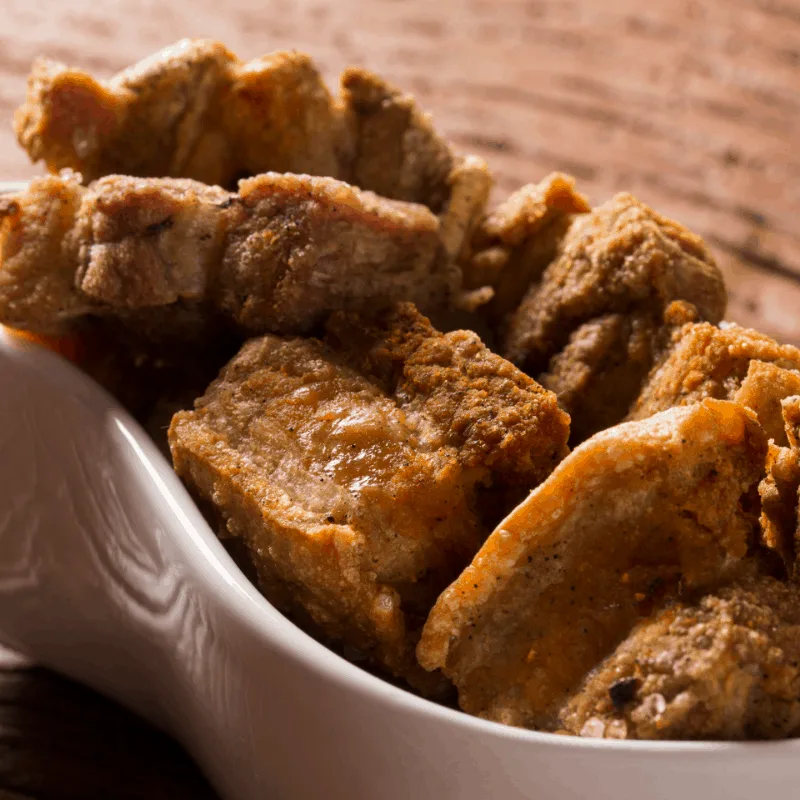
[469,181,726,444]
[15,39,491,260]
[168,304,569,693]
[0,172,460,340]
[418,399,766,727]
[560,575,800,740]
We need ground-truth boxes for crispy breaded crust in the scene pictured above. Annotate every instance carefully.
[631,322,800,425]
[0,175,88,332]
[631,328,800,571]
[325,303,570,487]
[15,39,491,259]
[0,172,457,338]
[759,397,800,572]
[169,304,569,691]
[560,576,800,740]
[497,192,725,442]
[464,173,590,311]
[170,335,444,691]
[734,361,800,447]
[15,40,350,187]
[418,399,766,728]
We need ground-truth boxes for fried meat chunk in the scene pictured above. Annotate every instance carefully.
[325,304,570,487]
[0,172,458,339]
[341,69,491,259]
[494,192,725,443]
[464,173,590,314]
[631,322,800,436]
[735,362,800,447]
[629,324,800,571]
[417,400,766,728]
[759,397,800,573]
[168,305,569,691]
[15,41,351,190]
[560,576,800,740]
[15,39,491,259]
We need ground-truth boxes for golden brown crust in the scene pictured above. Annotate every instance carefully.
[225,50,353,185]
[464,173,590,310]
[759,397,800,573]
[15,40,491,260]
[631,322,800,425]
[15,41,349,187]
[0,175,87,333]
[560,576,800,740]
[503,194,725,366]
[0,172,458,338]
[734,361,800,446]
[418,399,766,729]
[495,192,725,443]
[438,155,494,262]
[169,305,569,692]
[326,303,571,487]
[169,335,451,692]
[630,327,800,572]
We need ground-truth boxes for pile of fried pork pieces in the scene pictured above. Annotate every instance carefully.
[5,39,800,742]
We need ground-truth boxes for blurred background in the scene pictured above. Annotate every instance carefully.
[2,0,800,345]
[0,0,799,796]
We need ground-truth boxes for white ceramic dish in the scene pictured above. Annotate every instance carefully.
[0,235,798,800]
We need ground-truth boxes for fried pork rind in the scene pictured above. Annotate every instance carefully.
[629,325,800,570]
[759,397,800,573]
[417,399,766,728]
[15,39,491,260]
[168,304,569,692]
[735,362,800,446]
[0,172,459,339]
[560,576,800,740]
[341,70,491,259]
[464,173,590,313]
[493,192,725,443]
[15,41,352,190]
[630,322,800,431]
[325,304,570,488]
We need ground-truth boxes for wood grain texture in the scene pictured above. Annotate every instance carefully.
[0,668,218,798]
[0,0,799,797]
[2,0,800,342]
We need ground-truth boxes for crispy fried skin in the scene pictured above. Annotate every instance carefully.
[759,397,800,573]
[735,362,800,447]
[15,41,352,189]
[417,400,766,728]
[630,326,800,570]
[0,175,88,333]
[325,304,570,488]
[169,305,569,691]
[15,39,491,259]
[496,193,725,443]
[0,172,458,338]
[560,576,800,740]
[464,173,590,313]
[631,322,800,429]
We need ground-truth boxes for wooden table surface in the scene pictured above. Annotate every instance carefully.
[1,0,800,796]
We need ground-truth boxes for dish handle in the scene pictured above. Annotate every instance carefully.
[0,331,197,730]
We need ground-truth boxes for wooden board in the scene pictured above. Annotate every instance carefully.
[0,663,217,798]
[2,0,800,344]
[0,0,799,796]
